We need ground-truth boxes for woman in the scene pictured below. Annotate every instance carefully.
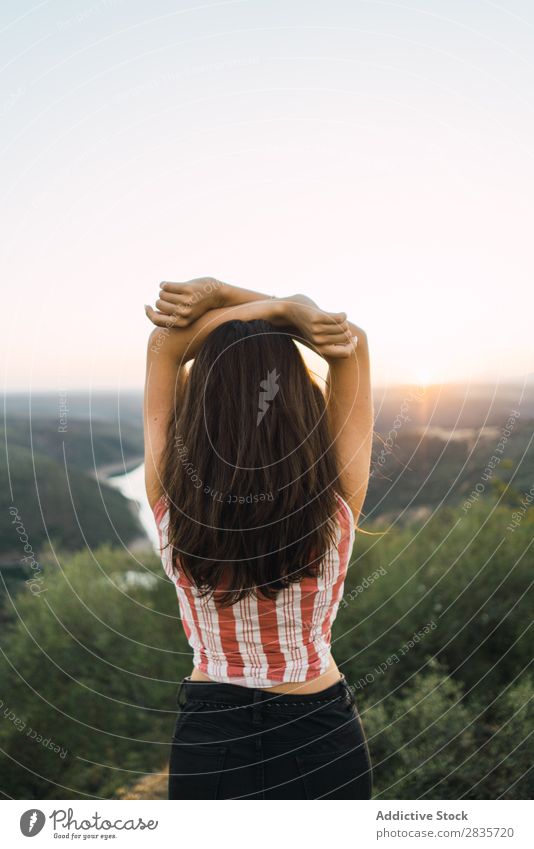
[144,277,373,799]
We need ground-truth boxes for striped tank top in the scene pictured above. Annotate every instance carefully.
[153,492,355,688]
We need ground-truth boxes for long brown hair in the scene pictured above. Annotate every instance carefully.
[161,319,344,606]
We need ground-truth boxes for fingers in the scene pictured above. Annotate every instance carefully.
[313,316,352,346]
[313,311,348,330]
[158,286,193,312]
[318,337,358,358]
[155,297,191,317]
[158,287,192,306]
[160,277,215,294]
[314,310,347,323]
[159,281,189,294]
[158,290,191,308]
[144,305,189,327]
[314,325,352,343]
[157,282,203,324]
[327,311,347,323]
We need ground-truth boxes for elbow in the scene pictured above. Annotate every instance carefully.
[147,327,169,356]
[349,323,367,342]
[352,326,368,354]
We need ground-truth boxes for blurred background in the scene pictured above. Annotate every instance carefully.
[1,0,532,799]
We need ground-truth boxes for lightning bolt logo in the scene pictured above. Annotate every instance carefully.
[257,369,280,425]
[28,812,37,832]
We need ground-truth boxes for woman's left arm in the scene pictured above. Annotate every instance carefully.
[144,293,292,508]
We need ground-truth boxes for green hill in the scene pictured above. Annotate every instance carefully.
[1,444,144,566]
[364,417,534,523]
[2,416,143,474]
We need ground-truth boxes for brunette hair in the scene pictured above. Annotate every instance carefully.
[161,319,344,606]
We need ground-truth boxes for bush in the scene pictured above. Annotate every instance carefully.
[360,665,475,799]
[335,499,532,698]
[464,677,534,799]
[333,498,533,799]
[0,545,191,799]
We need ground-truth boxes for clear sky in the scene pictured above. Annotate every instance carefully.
[1,0,533,391]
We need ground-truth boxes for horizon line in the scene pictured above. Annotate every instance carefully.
[3,377,532,395]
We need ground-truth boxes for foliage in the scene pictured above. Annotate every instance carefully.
[0,497,532,799]
[333,497,534,799]
[0,546,191,799]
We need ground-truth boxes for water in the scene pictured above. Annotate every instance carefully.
[107,462,160,551]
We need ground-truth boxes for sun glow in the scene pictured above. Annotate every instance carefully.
[414,367,433,388]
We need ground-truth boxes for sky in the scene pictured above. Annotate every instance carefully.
[1,0,533,391]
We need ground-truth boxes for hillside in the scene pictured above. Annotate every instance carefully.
[2,499,530,800]
[365,416,534,523]
[0,444,145,566]
[2,415,143,474]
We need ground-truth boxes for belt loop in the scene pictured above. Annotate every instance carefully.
[338,673,350,701]
[252,688,263,726]
[177,676,190,709]
[342,678,355,706]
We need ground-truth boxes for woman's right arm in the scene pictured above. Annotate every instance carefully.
[325,326,373,525]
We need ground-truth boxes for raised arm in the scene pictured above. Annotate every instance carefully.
[143,278,358,508]
[325,326,373,525]
[144,292,290,509]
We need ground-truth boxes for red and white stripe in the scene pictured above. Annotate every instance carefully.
[153,492,355,687]
[275,581,308,682]
[232,593,270,688]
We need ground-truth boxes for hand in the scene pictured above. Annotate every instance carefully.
[145,277,225,328]
[282,295,357,358]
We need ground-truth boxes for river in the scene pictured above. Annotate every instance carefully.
[106,462,160,551]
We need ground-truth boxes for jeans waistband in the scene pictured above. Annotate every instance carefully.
[177,674,352,709]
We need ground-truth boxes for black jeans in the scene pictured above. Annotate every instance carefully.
[168,675,372,799]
